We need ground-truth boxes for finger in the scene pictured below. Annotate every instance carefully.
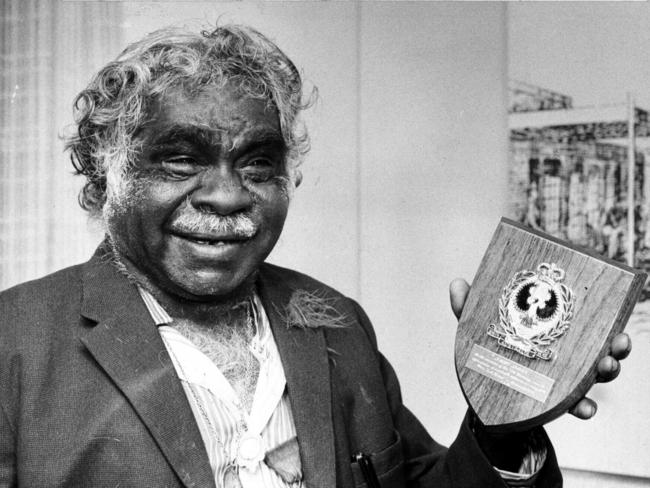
[609,333,632,360]
[569,397,597,420]
[449,278,470,320]
[596,355,621,383]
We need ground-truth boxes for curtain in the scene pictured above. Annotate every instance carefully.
[0,0,124,289]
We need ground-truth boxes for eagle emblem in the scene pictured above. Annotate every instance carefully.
[487,263,575,360]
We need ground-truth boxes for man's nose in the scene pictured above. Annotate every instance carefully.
[190,166,252,215]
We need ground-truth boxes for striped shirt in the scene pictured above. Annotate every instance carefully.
[138,288,303,488]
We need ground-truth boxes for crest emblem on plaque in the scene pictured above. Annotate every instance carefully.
[487,262,575,360]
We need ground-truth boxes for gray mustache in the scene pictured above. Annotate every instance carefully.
[170,211,257,238]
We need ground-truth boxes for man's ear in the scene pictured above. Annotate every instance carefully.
[294,170,302,188]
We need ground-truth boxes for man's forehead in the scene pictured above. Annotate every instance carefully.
[144,123,284,153]
[142,85,282,144]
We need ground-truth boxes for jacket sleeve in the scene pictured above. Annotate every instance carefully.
[0,404,16,488]
[0,295,16,488]
[351,300,563,487]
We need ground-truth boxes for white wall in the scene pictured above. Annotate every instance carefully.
[357,2,508,443]
[563,468,650,488]
[509,3,650,109]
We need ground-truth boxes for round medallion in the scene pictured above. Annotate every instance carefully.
[236,432,265,471]
[488,262,575,360]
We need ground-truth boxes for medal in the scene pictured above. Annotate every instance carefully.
[487,263,575,360]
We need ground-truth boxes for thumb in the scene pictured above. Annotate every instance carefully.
[449,278,470,320]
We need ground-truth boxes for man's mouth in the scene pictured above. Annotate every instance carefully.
[171,231,253,246]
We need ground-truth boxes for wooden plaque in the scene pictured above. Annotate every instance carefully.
[455,218,647,433]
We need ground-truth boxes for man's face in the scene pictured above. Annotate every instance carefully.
[105,84,292,301]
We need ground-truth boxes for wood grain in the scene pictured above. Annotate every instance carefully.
[455,218,647,433]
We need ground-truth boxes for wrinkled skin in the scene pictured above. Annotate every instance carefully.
[105,85,295,306]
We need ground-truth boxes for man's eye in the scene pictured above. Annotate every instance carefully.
[240,158,278,182]
[160,157,199,177]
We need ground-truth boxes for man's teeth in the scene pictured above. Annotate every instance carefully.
[190,237,226,245]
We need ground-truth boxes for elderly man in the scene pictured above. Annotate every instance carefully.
[0,25,629,487]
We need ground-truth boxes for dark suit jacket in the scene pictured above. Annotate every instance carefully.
[0,249,562,487]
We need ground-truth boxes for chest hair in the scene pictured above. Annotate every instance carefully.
[172,316,260,413]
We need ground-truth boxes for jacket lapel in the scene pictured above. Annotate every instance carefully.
[258,265,336,488]
[79,251,215,488]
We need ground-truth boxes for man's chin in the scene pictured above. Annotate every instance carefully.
[168,271,258,304]
[103,236,259,304]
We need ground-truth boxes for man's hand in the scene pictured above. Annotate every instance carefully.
[449,277,632,420]
[449,278,471,320]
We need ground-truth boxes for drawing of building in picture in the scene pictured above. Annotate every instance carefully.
[508,81,650,300]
